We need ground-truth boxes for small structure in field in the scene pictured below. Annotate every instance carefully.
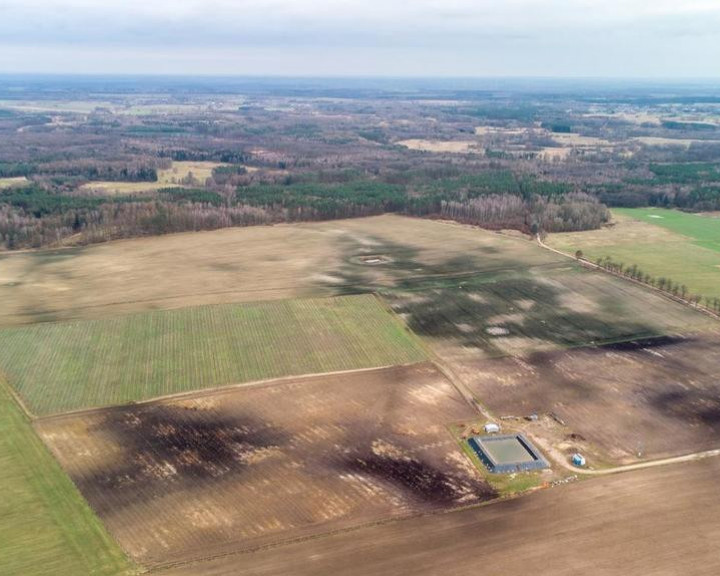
[572,453,586,467]
[358,255,391,265]
[484,423,501,434]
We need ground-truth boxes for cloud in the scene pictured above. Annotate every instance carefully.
[0,0,718,75]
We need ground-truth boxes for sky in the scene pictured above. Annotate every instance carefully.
[0,0,719,77]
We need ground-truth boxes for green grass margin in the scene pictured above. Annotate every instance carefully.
[614,207,720,253]
[0,379,133,576]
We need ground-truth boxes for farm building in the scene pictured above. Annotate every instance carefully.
[469,434,549,474]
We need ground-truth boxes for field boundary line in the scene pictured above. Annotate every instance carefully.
[372,293,494,419]
[0,261,569,326]
[0,373,35,419]
[32,361,433,423]
[536,235,720,322]
[0,292,378,328]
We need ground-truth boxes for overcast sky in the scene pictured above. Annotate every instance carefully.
[1,0,719,77]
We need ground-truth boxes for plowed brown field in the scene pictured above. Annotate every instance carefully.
[163,456,720,576]
[459,331,720,465]
[36,363,494,569]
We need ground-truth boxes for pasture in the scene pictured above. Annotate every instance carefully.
[0,215,561,326]
[157,161,226,186]
[614,207,720,252]
[547,209,720,300]
[36,363,492,568]
[79,161,226,194]
[0,380,131,576]
[0,176,30,189]
[0,295,425,416]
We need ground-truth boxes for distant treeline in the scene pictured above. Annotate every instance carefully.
[597,184,720,211]
[662,121,718,132]
[441,192,609,233]
[597,162,720,211]
[158,148,249,163]
[0,160,159,184]
[5,156,720,249]
[0,162,37,178]
[3,159,719,250]
[0,170,605,249]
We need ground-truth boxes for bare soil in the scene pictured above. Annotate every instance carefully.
[396,139,480,153]
[459,331,720,465]
[162,456,720,576]
[0,215,560,326]
[35,363,493,569]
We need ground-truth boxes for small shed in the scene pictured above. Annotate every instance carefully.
[484,423,501,434]
[572,453,586,467]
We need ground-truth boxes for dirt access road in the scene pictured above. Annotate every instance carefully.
[162,456,720,576]
[562,448,720,476]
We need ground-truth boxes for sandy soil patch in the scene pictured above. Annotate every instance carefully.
[556,291,600,314]
[538,147,572,160]
[397,139,480,153]
[485,326,510,336]
[632,137,702,148]
[474,126,528,137]
[551,133,612,147]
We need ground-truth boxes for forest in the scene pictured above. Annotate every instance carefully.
[0,77,719,249]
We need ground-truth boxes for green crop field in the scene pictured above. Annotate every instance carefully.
[548,209,720,301]
[0,380,132,576]
[614,208,720,252]
[0,295,426,416]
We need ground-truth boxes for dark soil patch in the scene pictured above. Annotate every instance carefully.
[77,404,286,512]
[343,452,495,506]
[601,335,687,351]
